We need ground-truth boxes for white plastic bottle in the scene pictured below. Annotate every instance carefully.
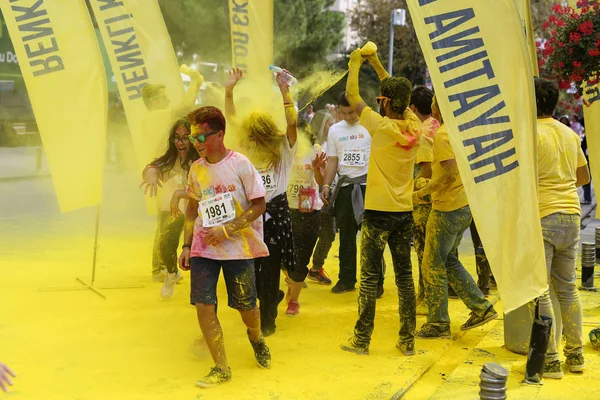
[269,65,297,87]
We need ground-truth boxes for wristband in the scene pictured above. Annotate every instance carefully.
[182,244,191,250]
[322,184,330,188]
[222,226,230,239]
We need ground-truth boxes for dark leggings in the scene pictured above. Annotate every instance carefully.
[290,209,321,270]
[311,206,336,269]
[151,212,184,274]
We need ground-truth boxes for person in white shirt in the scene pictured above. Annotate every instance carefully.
[225,68,302,336]
[321,92,385,295]
[285,125,327,315]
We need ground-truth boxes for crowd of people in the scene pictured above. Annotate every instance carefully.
[135,47,592,388]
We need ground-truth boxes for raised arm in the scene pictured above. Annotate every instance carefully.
[366,51,390,82]
[224,68,243,120]
[345,49,368,117]
[180,65,205,109]
[276,71,297,147]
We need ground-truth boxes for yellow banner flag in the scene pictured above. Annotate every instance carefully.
[583,83,600,217]
[229,0,274,91]
[88,0,184,172]
[515,0,539,76]
[0,0,107,213]
[407,0,547,312]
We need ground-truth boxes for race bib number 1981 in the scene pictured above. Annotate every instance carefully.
[340,149,367,167]
[200,192,236,227]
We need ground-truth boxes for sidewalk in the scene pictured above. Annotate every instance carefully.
[0,146,50,180]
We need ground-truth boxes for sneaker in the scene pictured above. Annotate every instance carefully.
[331,281,356,294]
[396,341,416,356]
[247,331,271,369]
[460,306,498,331]
[416,323,451,339]
[340,337,369,355]
[377,285,384,299]
[286,300,300,316]
[565,353,585,373]
[543,360,564,379]
[152,269,167,282]
[160,272,180,298]
[196,365,232,388]
[307,268,332,285]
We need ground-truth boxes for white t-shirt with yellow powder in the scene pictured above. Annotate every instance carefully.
[287,144,325,211]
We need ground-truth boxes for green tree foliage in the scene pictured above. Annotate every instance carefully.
[158,0,345,78]
[350,0,426,85]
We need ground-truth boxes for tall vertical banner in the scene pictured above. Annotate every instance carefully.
[0,0,107,213]
[229,0,274,91]
[568,0,600,217]
[516,0,539,76]
[407,0,547,312]
[89,0,184,173]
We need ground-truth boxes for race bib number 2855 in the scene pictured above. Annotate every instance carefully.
[200,192,236,227]
[340,149,367,167]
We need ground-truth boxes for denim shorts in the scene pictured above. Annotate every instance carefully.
[190,257,257,311]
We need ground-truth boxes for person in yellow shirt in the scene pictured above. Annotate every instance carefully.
[414,97,497,339]
[340,48,421,356]
[534,78,590,379]
[409,86,440,315]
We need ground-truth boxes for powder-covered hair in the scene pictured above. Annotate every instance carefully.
[243,110,285,169]
[187,106,227,133]
[381,77,413,114]
[534,78,559,117]
[142,84,166,109]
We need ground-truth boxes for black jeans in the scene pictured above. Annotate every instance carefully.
[311,205,336,269]
[291,209,321,271]
[353,210,415,347]
[469,220,492,291]
[334,185,384,287]
[255,237,282,332]
[151,212,184,274]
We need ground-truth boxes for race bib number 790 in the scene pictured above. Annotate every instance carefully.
[340,149,367,167]
[200,192,236,227]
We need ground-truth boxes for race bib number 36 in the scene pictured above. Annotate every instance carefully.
[200,192,236,227]
[259,168,277,192]
[340,149,367,167]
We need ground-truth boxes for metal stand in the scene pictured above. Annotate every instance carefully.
[40,205,144,299]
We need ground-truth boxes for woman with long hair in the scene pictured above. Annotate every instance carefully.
[225,68,302,336]
[140,119,199,298]
[283,116,331,314]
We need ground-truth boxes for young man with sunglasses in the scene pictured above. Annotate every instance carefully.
[179,106,271,387]
[321,92,386,295]
[340,48,421,356]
